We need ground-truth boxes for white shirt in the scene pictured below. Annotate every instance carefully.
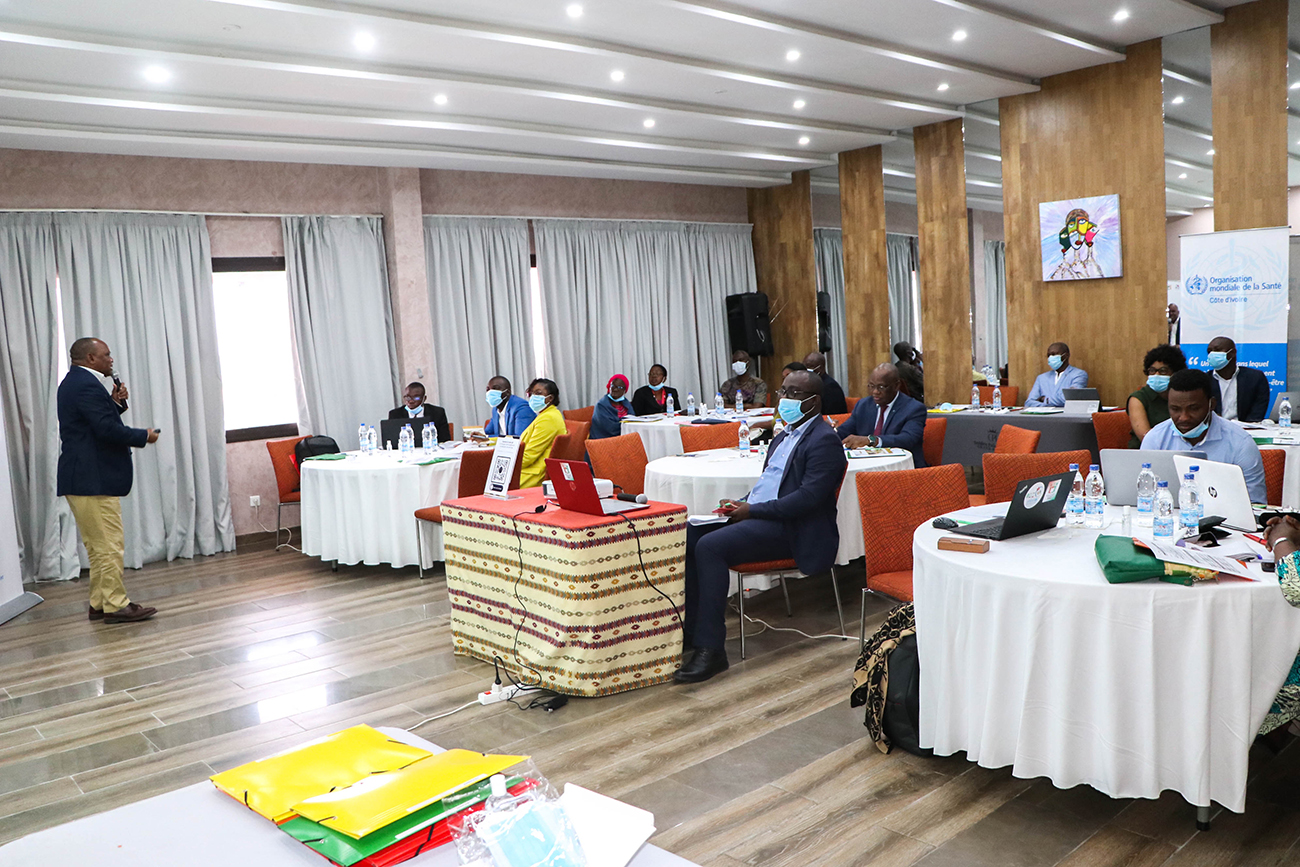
[405,404,425,418]
[75,363,114,395]
[1216,368,1239,421]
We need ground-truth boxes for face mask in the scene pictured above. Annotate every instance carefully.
[1177,417,1210,440]
[1147,374,1170,393]
[528,394,548,413]
[732,361,748,376]
[486,389,504,408]
[778,397,809,425]
[1047,354,1063,371]
[1207,351,1230,371]
[649,382,664,391]
[611,393,626,402]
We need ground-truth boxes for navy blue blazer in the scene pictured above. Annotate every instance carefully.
[836,391,927,468]
[747,414,847,578]
[1209,366,1270,423]
[57,365,149,497]
[590,394,635,439]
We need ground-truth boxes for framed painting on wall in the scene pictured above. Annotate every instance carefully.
[1039,194,1122,281]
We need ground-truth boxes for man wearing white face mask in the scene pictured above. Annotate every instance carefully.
[1205,336,1270,422]
[1024,342,1088,407]
[477,375,535,439]
[719,349,768,409]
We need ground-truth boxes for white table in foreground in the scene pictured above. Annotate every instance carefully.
[913,503,1300,812]
[0,727,698,867]
[299,447,471,568]
[621,410,775,461]
[643,447,913,566]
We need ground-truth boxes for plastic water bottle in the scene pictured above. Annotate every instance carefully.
[1084,464,1105,529]
[735,390,744,414]
[1135,462,1156,527]
[399,424,413,460]
[686,392,696,416]
[1179,472,1201,538]
[666,393,675,416]
[1281,396,1292,429]
[359,422,368,453]
[422,423,434,457]
[1066,463,1085,525]
[714,392,724,415]
[738,416,751,452]
[367,424,377,455]
[992,383,1003,411]
[971,383,981,408]
[1153,481,1175,539]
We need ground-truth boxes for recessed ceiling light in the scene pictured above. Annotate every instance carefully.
[1291,82,1300,90]
[566,4,583,18]
[798,135,811,146]
[793,99,806,110]
[1178,173,1188,179]
[937,82,950,92]
[786,49,800,62]
[1207,148,1215,155]
[952,29,967,41]
[1113,9,1130,22]
[433,93,448,105]
[1171,95,1185,105]
[643,118,655,128]
[142,65,171,84]
[610,69,624,82]
[353,31,375,51]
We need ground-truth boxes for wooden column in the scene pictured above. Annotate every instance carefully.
[914,119,972,406]
[838,146,891,396]
[1211,0,1288,231]
[1000,40,1165,406]
[747,171,817,374]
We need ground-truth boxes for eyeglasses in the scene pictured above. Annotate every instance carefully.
[1145,367,1174,376]
[775,388,812,399]
[866,382,894,392]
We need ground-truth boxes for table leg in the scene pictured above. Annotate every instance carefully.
[1196,805,1211,831]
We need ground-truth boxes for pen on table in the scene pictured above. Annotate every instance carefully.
[1245,533,1267,545]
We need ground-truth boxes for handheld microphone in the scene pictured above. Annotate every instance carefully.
[616,493,649,504]
[111,372,128,410]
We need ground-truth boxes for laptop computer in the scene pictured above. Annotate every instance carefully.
[1171,456,1257,531]
[951,471,1074,541]
[380,418,428,450]
[546,458,650,516]
[1062,388,1100,414]
[1100,449,1206,506]
[1269,391,1298,422]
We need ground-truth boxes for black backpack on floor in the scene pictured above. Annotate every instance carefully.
[881,633,934,758]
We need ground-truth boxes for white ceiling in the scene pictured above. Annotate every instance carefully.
[0,0,1266,207]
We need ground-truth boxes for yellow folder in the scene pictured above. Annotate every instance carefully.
[209,724,432,823]
[292,749,527,839]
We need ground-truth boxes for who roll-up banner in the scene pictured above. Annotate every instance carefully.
[1180,227,1289,391]
[0,389,42,626]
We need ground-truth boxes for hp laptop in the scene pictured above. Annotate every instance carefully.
[380,418,428,450]
[1171,456,1257,531]
[546,458,650,516]
[951,471,1074,541]
[1101,449,1206,507]
[1063,388,1101,414]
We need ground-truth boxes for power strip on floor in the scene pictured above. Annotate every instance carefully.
[477,683,525,705]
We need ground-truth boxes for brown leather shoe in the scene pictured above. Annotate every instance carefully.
[88,606,104,621]
[103,602,157,624]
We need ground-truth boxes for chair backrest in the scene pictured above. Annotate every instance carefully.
[265,436,308,500]
[923,417,947,468]
[994,424,1041,454]
[1091,410,1132,452]
[448,422,455,441]
[564,419,591,446]
[857,464,969,577]
[562,406,595,423]
[679,422,742,453]
[982,449,1091,504]
[1262,448,1286,506]
[846,396,860,412]
[824,413,851,427]
[457,448,495,497]
[586,433,650,496]
[550,433,588,463]
[978,385,1020,407]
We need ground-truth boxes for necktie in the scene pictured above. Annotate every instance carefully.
[873,406,885,437]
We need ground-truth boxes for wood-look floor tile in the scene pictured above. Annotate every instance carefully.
[1159,799,1300,866]
[0,733,156,797]
[748,822,934,867]
[910,798,1106,867]
[880,765,1035,847]
[651,784,814,863]
[1053,825,1176,867]
[0,778,82,822]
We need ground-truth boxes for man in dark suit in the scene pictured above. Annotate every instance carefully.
[803,351,847,415]
[836,363,927,468]
[1206,336,1270,422]
[674,370,847,683]
[57,337,159,624]
[387,382,451,442]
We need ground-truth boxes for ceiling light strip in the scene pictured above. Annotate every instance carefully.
[925,0,1135,58]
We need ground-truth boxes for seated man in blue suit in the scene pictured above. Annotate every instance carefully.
[675,370,847,683]
[1206,336,1270,422]
[476,375,535,439]
[836,363,926,468]
[1024,342,1088,407]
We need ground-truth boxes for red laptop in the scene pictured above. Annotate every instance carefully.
[545,458,650,516]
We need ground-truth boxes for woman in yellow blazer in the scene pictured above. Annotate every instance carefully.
[517,378,566,488]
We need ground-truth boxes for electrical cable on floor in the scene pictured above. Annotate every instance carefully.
[252,504,302,553]
[408,699,479,731]
[727,600,854,642]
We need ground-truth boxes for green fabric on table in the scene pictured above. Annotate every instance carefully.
[1094,535,1166,584]
[417,457,455,466]
[302,453,347,461]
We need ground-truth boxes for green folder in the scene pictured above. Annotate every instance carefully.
[1094,535,1166,584]
[303,453,347,461]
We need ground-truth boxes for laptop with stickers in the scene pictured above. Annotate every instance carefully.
[950,471,1075,542]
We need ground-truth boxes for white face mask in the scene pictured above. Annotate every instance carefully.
[732,361,748,376]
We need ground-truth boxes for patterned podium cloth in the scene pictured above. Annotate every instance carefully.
[441,487,687,696]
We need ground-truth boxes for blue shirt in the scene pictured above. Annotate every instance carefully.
[1024,365,1089,407]
[748,416,814,505]
[1141,413,1266,503]
[484,394,535,437]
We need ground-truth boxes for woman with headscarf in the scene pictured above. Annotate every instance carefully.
[591,374,637,439]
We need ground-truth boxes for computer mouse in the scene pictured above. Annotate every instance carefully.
[932,517,958,530]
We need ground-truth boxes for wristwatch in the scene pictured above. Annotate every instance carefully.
[867,435,880,447]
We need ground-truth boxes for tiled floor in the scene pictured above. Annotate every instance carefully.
[0,539,1298,865]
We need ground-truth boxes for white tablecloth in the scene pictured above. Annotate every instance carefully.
[642,447,914,568]
[299,449,469,568]
[621,410,775,461]
[913,503,1300,812]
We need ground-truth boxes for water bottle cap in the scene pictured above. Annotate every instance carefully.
[1189,465,1199,472]
[1069,463,1078,470]
[1141,463,1151,468]
[1184,473,1193,480]
[1089,465,1099,471]
[1158,480,1168,487]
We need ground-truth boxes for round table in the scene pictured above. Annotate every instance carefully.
[299,447,470,568]
[621,410,776,461]
[912,502,1300,813]
[642,446,914,567]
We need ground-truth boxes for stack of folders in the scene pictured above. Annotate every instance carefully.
[209,724,529,867]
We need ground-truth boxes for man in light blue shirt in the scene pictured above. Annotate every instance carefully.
[1141,369,1266,503]
[1024,342,1089,407]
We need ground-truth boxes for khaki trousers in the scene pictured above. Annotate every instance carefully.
[65,495,131,613]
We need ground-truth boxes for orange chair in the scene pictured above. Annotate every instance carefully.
[265,436,307,550]
[1092,411,1132,452]
[586,434,649,497]
[824,413,851,427]
[977,385,1020,407]
[1262,448,1286,507]
[565,419,591,450]
[680,422,742,453]
[562,406,595,423]
[994,424,1041,454]
[447,422,455,441]
[846,397,860,412]
[923,417,947,468]
[981,450,1092,505]
[414,448,519,578]
[550,433,589,463]
[856,464,969,638]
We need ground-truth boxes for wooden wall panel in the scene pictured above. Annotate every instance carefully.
[747,171,817,374]
[1211,0,1288,231]
[1000,39,1166,407]
[914,119,972,406]
[838,146,891,396]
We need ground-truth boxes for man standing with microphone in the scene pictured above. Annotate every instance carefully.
[58,338,159,623]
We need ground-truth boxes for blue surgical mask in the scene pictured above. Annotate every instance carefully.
[777,397,808,424]
[732,361,748,376]
[1047,354,1064,371]
[649,382,664,391]
[1207,351,1230,371]
[1147,374,1170,393]
[528,394,547,413]
[486,389,504,408]
[611,393,626,402]
[1177,417,1210,440]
